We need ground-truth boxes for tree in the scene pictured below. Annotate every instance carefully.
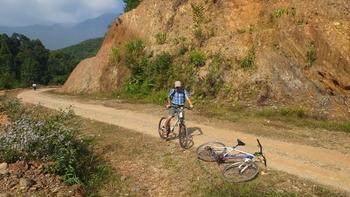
[20,58,40,85]
[123,0,142,12]
[0,35,15,89]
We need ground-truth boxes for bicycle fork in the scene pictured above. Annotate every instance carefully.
[238,160,252,174]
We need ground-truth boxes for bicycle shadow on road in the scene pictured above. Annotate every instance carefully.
[187,127,204,137]
[184,127,204,149]
[166,127,204,149]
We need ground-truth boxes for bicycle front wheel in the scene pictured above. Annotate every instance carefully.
[222,161,259,183]
[179,124,190,149]
[196,142,226,162]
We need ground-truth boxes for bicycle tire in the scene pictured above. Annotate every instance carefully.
[222,161,259,183]
[179,124,190,149]
[158,117,168,140]
[196,142,226,162]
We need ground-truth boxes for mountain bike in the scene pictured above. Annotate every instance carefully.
[158,106,192,149]
[196,139,267,182]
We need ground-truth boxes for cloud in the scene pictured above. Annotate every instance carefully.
[0,0,124,26]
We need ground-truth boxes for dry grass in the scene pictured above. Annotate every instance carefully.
[81,119,347,196]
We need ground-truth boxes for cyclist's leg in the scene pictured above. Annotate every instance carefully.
[164,107,176,135]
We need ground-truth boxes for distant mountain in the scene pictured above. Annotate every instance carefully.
[0,13,119,50]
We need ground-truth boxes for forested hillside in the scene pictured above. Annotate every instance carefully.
[0,34,103,89]
[0,33,49,89]
[49,37,103,84]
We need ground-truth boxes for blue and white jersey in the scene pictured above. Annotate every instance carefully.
[168,88,189,106]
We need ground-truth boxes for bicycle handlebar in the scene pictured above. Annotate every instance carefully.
[166,105,193,110]
[257,139,267,167]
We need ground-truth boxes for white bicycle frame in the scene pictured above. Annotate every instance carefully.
[169,108,185,133]
[211,146,256,161]
[214,146,257,174]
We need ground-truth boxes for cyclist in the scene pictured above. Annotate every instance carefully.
[32,83,37,91]
[164,81,193,137]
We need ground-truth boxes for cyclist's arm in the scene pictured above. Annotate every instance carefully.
[167,89,174,107]
[167,96,172,106]
[187,98,193,107]
[184,90,193,108]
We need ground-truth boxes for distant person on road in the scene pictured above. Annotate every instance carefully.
[32,83,37,91]
[164,81,193,137]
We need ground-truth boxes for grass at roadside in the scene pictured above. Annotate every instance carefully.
[255,107,350,133]
[0,95,130,195]
[81,119,347,196]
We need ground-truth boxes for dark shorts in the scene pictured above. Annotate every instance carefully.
[168,105,184,117]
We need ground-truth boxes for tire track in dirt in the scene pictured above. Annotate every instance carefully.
[17,89,350,193]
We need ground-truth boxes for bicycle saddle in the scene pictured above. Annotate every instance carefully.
[236,139,246,146]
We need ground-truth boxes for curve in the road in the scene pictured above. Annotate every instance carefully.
[17,89,350,193]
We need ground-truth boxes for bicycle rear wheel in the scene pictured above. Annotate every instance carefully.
[158,117,168,140]
[196,142,226,162]
[222,161,259,183]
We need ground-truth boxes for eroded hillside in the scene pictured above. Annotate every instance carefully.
[62,0,350,117]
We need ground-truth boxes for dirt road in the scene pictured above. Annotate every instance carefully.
[18,89,350,193]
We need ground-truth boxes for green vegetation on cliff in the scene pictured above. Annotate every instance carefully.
[123,0,143,12]
[110,38,231,104]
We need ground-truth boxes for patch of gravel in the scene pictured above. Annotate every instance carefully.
[0,161,84,197]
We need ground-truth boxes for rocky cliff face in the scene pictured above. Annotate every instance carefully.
[62,0,350,116]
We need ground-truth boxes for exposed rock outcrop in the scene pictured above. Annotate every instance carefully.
[62,0,350,116]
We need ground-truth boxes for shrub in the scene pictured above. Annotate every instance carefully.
[0,104,90,185]
[197,52,231,97]
[0,148,21,163]
[147,52,173,88]
[121,52,173,95]
[190,50,206,67]
[110,47,121,64]
[191,3,208,46]
[179,44,188,55]
[193,28,206,46]
[123,0,142,12]
[155,32,167,45]
[0,97,26,120]
[124,39,148,76]
[191,3,205,27]
[125,39,145,55]
[240,47,256,69]
[273,8,287,18]
[169,63,198,91]
[272,7,297,19]
[307,44,316,67]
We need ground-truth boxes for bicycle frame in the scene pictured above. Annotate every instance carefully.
[212,146,255,160]
[208,139,266,166]
[169,107,185,132]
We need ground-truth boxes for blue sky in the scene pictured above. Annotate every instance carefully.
[0,0,124,26]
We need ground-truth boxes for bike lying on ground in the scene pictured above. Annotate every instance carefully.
[196,139,267,182]
[158,106,192,149]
